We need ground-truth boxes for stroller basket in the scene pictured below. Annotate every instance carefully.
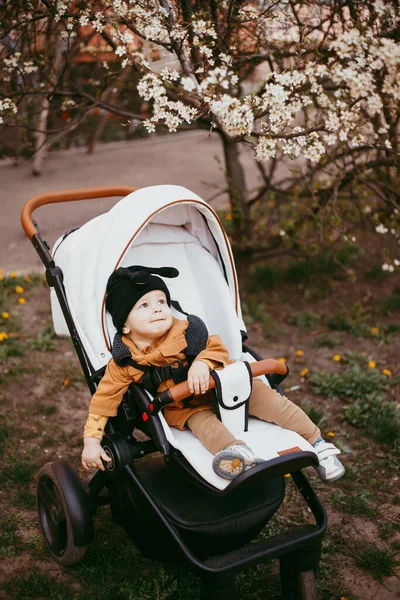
[22,185,327,600]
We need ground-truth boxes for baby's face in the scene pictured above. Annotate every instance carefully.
[123,289,173,342]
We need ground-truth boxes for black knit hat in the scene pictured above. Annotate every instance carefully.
[106,265,179,332]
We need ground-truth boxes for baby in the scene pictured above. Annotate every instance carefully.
[82,266,345,482]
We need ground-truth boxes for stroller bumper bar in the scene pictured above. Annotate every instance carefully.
[21,186,137,240]
[148,359,288,414]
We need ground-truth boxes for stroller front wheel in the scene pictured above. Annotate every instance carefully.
[37,462,91,565]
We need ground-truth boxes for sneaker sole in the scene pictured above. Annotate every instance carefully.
[213,451,264,480]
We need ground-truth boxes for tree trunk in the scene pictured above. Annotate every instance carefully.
[31,21,64,176]
[220,132,252,244]
[32,96,50,176]
[220,133,253,279]
[87,113,110,154]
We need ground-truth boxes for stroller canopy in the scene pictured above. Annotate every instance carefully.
[51,185,246,372]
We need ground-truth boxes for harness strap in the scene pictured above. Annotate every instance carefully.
[110,311,209,396]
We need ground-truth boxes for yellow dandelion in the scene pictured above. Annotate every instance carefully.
[2,312,9,319]
[278,357,287,363]
[18,297,26,305]
[371,327,379,335]
[327,431,335,438]
[284,473,291,478]
[296,349,304,356]
[368,361,376,369]
[15,286,24,294]
[24,275,31,282]
[382,369,392,377]
[333,354,341,362]
[63,378,70,386]
[225,212,232,221]
[10,271,16,278]
[0,332,9,342]
[300,368,309,377]
[340,597,350,600]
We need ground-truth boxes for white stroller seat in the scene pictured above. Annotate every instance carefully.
[120,224,316,491]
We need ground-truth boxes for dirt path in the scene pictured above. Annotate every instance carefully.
[1,131,262,273]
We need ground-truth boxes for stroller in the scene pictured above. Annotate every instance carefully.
[21,185,327,599]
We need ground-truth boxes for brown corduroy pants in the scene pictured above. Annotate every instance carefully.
[186,379,320,454]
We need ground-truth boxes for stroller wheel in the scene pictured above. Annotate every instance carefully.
[37,462,92,565]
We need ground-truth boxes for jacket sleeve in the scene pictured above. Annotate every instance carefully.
[88,359,142,417]
[194,334,232,370]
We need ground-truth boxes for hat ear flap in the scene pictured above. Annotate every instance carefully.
[127,265,179,279]
[153,267,179,278]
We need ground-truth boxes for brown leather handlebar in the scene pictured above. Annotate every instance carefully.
[167,359,287,404]
[21,186,137,240]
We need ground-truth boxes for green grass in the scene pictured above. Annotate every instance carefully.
[13,489,37,509]
[289,310,320,330]
[344,395,400,445]
[36,403,57,416]
[310,364,389,400]
[364,264,390,280]
[0,337,24,359]
[314,333,340,349]
[0,459,38,488]
[300,400,325,426]
[242,301,286,339]
[30,324,57,352]
[379,519,400,541]
[382,287,400,314]
[4,569,73,600]
[345,541,400,582]
[0,514,23,558]
[0,420,13,452]
[331,490,378,518]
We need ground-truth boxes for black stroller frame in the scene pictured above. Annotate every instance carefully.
[22,187,327,600]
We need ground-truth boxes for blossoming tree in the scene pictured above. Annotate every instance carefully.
[1,0,399,270]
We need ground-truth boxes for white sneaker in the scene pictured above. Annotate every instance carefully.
[212,443,264,480]
[313,440,345,482]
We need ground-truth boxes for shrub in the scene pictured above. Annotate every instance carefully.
[327,312,352,331]
[251,266,281,290]
[314,334,340,349]
[30,325,56,352]
[344,395,399,446]
[382,287,400,314]
[345,542,400,583]
[311,364,389,401]
[289,310,320,330]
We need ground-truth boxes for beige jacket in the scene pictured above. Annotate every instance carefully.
[85,317,231,434]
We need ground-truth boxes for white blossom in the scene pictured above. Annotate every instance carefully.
[382,263,394,272]
[376,224,389,234]
[181,76,197,92]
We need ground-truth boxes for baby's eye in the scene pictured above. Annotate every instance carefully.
[139,302,148,309]
[158,299,165,304]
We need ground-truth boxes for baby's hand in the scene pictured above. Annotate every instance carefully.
[81,437,112,471]
[188,360,210,395]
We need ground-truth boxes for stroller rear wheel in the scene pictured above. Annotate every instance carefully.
[37,462,92,565]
